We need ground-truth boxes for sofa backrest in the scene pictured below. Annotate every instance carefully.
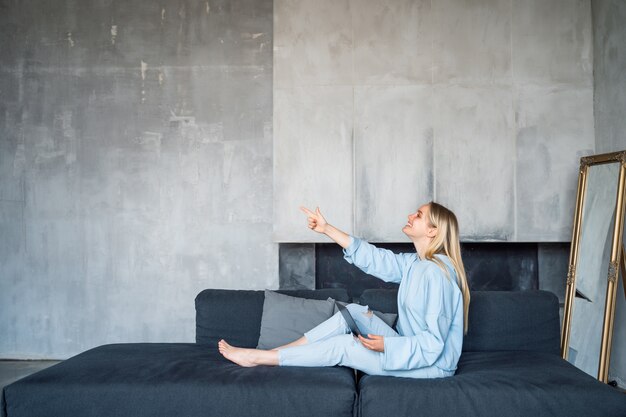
[195,289,350,348]
[360,289,561,355]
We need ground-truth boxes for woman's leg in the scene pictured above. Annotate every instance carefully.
[218,308,351,366]
[219,335,450,378]
[218,303,397,369]
[270,335,307,351]
[278,334,452,379]
[298,303,399,343]
[278,305,398,370]
[301,310,351,343]
[278,333,366,368]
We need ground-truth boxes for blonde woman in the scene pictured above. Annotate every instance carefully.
[219,201,471,378]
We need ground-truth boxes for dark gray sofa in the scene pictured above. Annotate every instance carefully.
[2,288,625,417]
[357,290,626,417]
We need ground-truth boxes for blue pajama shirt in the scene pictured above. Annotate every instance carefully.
[278,235,464,378]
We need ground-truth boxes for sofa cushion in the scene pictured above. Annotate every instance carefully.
[1,343,357,417]
[359,289,398,314]
[359,289,561,354]
[257,290,335,349]
[195,289,350,348]
[357,351,626,417]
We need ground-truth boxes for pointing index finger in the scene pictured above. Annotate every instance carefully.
[299,206,316,216]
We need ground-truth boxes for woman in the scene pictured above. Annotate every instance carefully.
[219,201,470,378]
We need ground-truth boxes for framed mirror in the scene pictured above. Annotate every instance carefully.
[561,150,626,387]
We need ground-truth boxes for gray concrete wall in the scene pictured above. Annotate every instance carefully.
[593,0,626,154]
[0,0,275,359]
[591,0,626,388]
[0,0,603,360]
[273,0,595,243]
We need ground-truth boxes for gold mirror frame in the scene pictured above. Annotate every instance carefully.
[561,150,626,383]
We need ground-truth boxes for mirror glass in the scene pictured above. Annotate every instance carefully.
[567,162,620,377]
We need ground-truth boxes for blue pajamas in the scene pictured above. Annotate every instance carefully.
[278,235,464,379]
[278,303,453,378]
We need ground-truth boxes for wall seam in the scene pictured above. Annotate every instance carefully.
[590,0,597,153]
[511,0,517,241]
[351,0,356,236]
[431,0,436,203]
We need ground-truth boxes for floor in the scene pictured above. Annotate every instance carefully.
[0,360,63,390]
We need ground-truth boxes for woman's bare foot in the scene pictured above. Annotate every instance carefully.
[218,340,259,367]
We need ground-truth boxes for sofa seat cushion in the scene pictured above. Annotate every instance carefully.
[357,351,626,417]
[1,343,357,417]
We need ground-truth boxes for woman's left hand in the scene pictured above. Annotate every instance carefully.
[358,334,384,352]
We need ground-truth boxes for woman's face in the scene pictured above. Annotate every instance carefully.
[402,203,436,240]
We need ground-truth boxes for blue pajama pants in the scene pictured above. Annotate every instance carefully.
[277,303,452,378]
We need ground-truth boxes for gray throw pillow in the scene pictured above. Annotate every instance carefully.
[256,290,336,349]
[330,299,398,329]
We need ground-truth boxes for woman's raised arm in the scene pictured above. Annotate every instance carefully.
[299,206,351,249]
[300,205,410,283]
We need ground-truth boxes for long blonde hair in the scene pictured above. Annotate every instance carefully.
[423,201,470,335]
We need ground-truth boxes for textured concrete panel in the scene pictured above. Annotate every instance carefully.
[0,0,271,70]
[173,66,272,143]
[0,107,25,202]
[273,86,353,242]
[351,0,432,85]
[433,0,511,85]
[433,85,515,240]
[354,85,434,241]
[0,201,25,356]
[593,0,626,153]
[274,0,594,243]
[512,0,592,86]
[274,0,352,87]
[515,85,595,241]
[0,0,275,359]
